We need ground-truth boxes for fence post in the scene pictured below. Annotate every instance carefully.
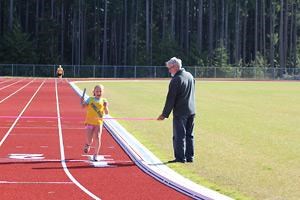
[33,65,35,77]
[73,65,76,77]
[11,64,14,76]
[114,66,117,78]
[154,66,157,78]
[214,67,217,78]
[134,66,136,78]
[292,68,295,76]
[93,65,96,77]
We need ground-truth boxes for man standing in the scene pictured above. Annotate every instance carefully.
[157,57,196,163]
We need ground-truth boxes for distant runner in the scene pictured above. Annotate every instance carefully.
[56,65,64,78]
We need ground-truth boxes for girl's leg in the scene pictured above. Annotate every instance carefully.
[93,125,103,160]
[84,125,94,153]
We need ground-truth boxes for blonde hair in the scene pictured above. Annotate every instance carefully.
[93,85,104,96]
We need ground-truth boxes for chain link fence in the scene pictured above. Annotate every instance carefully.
[1,64,300,80]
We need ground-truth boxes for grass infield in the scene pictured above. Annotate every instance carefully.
[76,80,300,200]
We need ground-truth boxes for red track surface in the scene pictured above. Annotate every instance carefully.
[0,78,190,200]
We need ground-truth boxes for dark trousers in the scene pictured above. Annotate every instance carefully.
[173,115,195,161]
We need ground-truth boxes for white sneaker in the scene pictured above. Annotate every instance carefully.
[93,155,98,161]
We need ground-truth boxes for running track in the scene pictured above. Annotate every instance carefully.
[0,78,190,199]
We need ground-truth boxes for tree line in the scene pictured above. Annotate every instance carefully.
[0,0,299,75]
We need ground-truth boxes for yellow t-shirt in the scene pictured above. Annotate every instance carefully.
[84,97,107,125]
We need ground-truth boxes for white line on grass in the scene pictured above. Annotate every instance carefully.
[55,79,101,200]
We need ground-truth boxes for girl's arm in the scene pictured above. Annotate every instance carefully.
[103,101,109,115]
[81,97,89,108]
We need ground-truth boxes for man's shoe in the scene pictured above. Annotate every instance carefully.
[186,159,193,163]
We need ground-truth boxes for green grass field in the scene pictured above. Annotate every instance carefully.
[76,80,300,200]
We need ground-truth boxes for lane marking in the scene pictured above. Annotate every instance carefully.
[55,79,101,200]
[0,126,84,130]
[0,79,35,104]
[10,133,59,136]
[0,79,24,91]
[0,79,14,85]
[8,153,45,160]
[0,157,132,167]
[0,181,73,184]
[86,155,111,168]
[84,155,112,167]
[81,155,131,168]
[0,126,83,130]
[0,80,45,147]
[0,115,157,121]
[0,158,89,163]
[0,116,58,119]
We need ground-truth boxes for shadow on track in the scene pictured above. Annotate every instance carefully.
[0,159,134,169]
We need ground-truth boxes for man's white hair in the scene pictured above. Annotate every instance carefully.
[166,57,182,69]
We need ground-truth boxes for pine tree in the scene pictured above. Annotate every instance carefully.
[0,22,37,64]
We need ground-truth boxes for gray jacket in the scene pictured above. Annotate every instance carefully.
[162,68,195,118]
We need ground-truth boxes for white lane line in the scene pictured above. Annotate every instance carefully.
[0,126,84,130]
[0,158,89,163]
[8,153,44,160]
[0,79,14,85]
[0,80,45,147]
[0,181,73,184]
[55,79,101,200]
[0,79,36,104]
[10,133,58,136]
[0,79,24,91]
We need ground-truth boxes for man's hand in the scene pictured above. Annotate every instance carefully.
[103,101,109,115]
[157,114,166,121]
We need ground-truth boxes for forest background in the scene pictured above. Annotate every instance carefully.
[0,0,300,78]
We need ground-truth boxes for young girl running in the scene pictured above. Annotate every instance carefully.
[81,85,109,161]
